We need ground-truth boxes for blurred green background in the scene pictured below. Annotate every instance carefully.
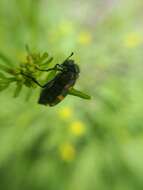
[0,0,143,190]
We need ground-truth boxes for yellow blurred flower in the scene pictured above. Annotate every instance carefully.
[59,107,73,120]
[59,143,76,161]
[124,32,143,48]
[69,121,86,136]
[78,31,92,45]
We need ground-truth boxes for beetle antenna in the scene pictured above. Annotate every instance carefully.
[62,52,74,63]
[69,52,74,58]
[67,52,74,60]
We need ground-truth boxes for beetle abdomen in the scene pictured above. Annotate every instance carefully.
[38,72,76,106]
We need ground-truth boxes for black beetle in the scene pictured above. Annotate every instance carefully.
[21,53,80,106]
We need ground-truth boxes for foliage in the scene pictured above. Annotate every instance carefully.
[0,0,143,190]
[0,46,90,100]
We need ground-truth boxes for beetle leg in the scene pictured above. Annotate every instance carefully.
[21,72,45,88]
[36,64,63,72]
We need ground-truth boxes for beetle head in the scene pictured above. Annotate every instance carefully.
[62,53,80,74]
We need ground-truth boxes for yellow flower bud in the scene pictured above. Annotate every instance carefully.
[69,121,86,136]
[124,32,143,48]
[59,143,76,161]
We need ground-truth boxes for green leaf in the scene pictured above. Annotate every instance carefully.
[38,52,49,64]
[13,82,23,97]
[68,88,91,100]
[0,72,6,79]
[0,64,12,73]
[0,73,15,80]
[0,77,16,83]
[0,81,10,91]
[41,57,53,66]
